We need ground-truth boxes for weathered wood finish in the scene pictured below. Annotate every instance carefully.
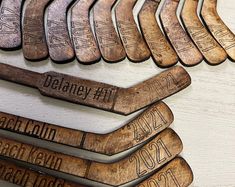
[201,0,235,61]
[0,0,23,50]
[0,129,183,186]
[46,0,75,63]
[137,157,193,187]
[0,63,191,115]
[0,101,173,155]
[160,0,203,66]
[71,0,101,64]
[181,0,227,65]
[0,159,84,187]
[0,158,193,187]
[139,0,178,68]
[93,0,126,63]
[23,0,51,61]
[115,0,151,62]
[71,0,101,65]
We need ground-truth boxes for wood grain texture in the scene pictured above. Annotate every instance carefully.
[115,0,151,63]
[71,0,101,64]
[0,129,183,186]
[0,158,193,187]
[0,101,173,155]
[139,0,178,68]
[0,63,191,115]
[181,0,227,65]
[1,1,235,186]
[93,0,126,63]
[0,0,23,50]
[22,0,51,61]
[160,0,203,66]
[0,159,84,187]
[201,0,235,61]
[46,0,75,63]
[137,157,193,187]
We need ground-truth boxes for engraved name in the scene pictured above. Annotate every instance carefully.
[143,28,171,56]
[24,17,44,45]
[33,175,65,187]
[209,23,235,50]
[95,20,120,48]
[0,7,20,34]
[0,163,30,186]
[117,20,140,49]
[187,26,217,52]
[27,148,62,170]
[47,20,71,48]
[0,115,57,141]
[129,138,172,177]
[72,19,97,52]
[0,140,26,160]
[0,161,66,187]
[165,23,194,53]
[42,75,117,103]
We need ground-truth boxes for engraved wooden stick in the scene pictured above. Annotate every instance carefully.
[0,101,173,155]
[138,0,178,68]
[181,0,227,65]
[136,157,193,187]
[0,63,191,115]
[0,0,23,50]
[160,0,203,66]
[0,129,183,186]
[201,0,235,61]
[71,0,101,65]
[46,0,75,63]
[115,0,151,63]
[93,0,126,63]
[0,159,85,187]
[23,0,51,61]
[0,157,192,187]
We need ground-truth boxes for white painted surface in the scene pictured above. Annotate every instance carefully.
[0,0,235,186]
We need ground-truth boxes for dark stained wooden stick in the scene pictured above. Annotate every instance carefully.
[138,0,178,68]
[0,159,85,187]
[0,101,173,155]
[160,0,203,66]
[115,0,151,63]
[0,129,183,186]
[0,63,191,115]
[46,0,75,63]
[71,0,101,65]
[93,0,126,63]
[181,0,227,65]
[23,0,51,61]
[137,157,193,187]
[0,0,23,50]
[201,0,235,62]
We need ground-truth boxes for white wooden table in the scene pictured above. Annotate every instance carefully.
[0,0,235,186]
